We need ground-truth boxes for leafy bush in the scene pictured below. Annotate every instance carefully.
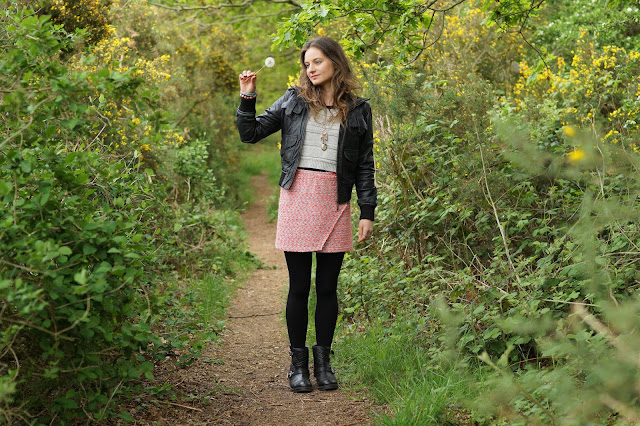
[320,1,640,423]
[38,0,113,45]
[0,10,160,422]
[0,5,253,422]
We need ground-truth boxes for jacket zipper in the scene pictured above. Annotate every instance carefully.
[336,123,345,211]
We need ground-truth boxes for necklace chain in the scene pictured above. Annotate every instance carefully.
[319,108,334,151]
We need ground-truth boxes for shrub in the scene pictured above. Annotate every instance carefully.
[0,5,252,422]
[0,10,162,422]
[332,1,640,422]
[38,0,113,45]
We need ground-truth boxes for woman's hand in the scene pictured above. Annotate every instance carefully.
[239,70,257,94]
[357,219,374,243]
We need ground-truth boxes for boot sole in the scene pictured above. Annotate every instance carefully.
[291,386,313,393]
[317,383,338,391]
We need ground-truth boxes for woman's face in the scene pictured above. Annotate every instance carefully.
[304,47,335,89]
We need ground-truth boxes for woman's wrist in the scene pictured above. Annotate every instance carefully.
[240,91,257,99]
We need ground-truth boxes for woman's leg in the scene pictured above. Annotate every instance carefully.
[284,251,313,348]
[284,251,313,392]
[314,251,345,347]
[313,251,344,391]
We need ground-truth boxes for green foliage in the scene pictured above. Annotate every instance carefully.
[235,144,281,207]
[171,139,226,205]
[37,0,114,45]
[0,10,160,422]
[322,0,640,423]
[533,0,640,56]
[467,128,640,424]
[272,0,544,62]
[0,4,254,423]
[334,317,480,424]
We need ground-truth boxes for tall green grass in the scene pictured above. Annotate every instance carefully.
[334,318,484,424]
[195,273,232,335]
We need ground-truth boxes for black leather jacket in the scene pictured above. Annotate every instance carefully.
[236,87,377,220]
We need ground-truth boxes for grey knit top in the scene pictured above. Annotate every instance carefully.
[298,108,340,172]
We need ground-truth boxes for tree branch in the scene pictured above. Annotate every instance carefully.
[149,0,301,12]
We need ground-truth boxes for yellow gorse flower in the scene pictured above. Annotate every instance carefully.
[563,126,576,137]
[567,149,585,163]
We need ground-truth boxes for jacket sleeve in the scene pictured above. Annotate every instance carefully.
[235,89,292,144]
[356,103,378,221]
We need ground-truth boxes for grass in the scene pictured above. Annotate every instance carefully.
[236,140,281,207]
[195,273,232,333]
[333,318,484,425]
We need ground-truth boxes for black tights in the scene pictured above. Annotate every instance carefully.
[284,251,345,348]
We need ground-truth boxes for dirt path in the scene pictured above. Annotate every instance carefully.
[134,174,377,425]
[204,174,375,425]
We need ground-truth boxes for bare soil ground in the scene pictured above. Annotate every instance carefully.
[131,175,378,425]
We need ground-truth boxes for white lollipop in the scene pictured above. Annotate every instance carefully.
[255,57,275,75]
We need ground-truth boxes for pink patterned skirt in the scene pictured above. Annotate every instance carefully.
[275,169,353,253]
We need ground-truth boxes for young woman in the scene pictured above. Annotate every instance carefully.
[236,36,377,393]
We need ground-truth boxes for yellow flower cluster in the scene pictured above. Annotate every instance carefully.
[45,0,111,44]
[511,30,640,152]
[162,130,186,147]
[67,23,177,158]
[85,33,172,83]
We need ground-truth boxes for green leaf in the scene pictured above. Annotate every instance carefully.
[118,411,134,422]
[58,246,72,256]
[74,270,87,285]
[62,118,81,130]
[74,173,89,184]
[0,181,12,196]
[20,161,32,173]
[40,188,51,206]
[473,305,485,315]
[56,396,78,409]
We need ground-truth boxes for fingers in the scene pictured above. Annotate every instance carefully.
[239,70,257,93]
[357,223,373,243]
[239,70,256,81]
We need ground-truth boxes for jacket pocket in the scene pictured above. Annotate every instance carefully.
[347,115,367,135]
[284,98,304,116]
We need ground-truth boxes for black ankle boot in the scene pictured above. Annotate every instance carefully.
[288,347,312,393]
[312,345,338,391]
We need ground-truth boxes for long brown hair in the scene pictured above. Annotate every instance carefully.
[297,37,360,124]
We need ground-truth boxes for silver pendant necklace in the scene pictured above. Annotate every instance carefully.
[320,108,333,151]
[321,130,328,151]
